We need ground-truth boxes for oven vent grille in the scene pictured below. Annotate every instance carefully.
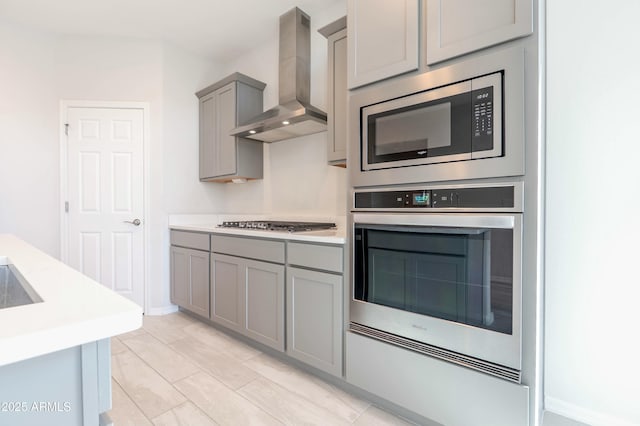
[349,322,521,383]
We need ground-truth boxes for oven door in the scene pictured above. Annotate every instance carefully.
[351,212,522,373]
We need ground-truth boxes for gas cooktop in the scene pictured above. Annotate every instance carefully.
[219,221,336,233]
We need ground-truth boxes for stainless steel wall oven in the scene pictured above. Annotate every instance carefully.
[350,183,523,382]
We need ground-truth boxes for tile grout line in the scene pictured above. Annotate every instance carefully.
[113,318,219,423]
[158,320,284,425]
[155,316,327,423]
[116,313,414,426]
[239,354,370,424]
[137,322,229,426]
[111,350,156,425]
[174,370,284,426]
[241,373,358,425]
[123,328,203,384]
[113,328,193,423]
[230,375,287,426]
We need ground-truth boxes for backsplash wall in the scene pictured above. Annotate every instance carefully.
[217,134,347,218]
[213,0,347,219]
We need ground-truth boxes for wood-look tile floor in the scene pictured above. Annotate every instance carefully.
[108,312,416,426]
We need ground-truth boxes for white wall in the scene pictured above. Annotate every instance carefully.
[0,25,224,312]
[545,1,640,425]
[162,43,225,213]
[55,35,173,313]
[54,35,226,312]
[0,23,59,256]
[159,43,224,311]
[0,0,347,313]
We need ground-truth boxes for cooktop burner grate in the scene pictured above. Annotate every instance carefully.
[219,221,336,233]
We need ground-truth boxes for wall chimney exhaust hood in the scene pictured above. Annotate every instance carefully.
[231,7,327,143]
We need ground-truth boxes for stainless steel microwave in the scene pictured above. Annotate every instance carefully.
[363,73,502,170]
[349,47,525,187]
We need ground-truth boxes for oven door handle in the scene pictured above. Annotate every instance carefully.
[353,224,489,235]
[352,213,517,229]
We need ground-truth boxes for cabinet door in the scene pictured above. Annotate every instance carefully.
[425,0,533,65]
[170,246,190,308]
[211,253,244,333]
[347,0,419,89]
[244,259,285,352]
[199,92,217,180]
[286,267,343,377]
[327,28,348,165]
[215,82,238,177]
[188,249,210,318]
[171,246,210,318]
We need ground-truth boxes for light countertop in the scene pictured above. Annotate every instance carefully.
[168,214,346,244]
[170,223,346,244]
[0,234,142,367]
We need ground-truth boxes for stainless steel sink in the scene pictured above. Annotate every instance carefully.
[0,264,42,309]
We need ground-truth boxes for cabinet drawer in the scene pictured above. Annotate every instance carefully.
[287,242,343,273]
[170,230,210,251]
[211,234,285,264]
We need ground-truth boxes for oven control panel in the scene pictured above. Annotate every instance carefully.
[354,186,514,209]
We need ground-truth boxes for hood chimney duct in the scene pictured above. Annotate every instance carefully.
[231,7,327,143]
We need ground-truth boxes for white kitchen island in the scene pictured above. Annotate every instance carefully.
[0,234,142,426]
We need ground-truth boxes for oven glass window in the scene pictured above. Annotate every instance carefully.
[354,226,513,334]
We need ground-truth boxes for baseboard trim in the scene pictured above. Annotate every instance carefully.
[145,305,179,316]
[545,396,637,426]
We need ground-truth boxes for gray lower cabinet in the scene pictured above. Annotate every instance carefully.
[244,258,285,351]
[286,242,344,377]
[172,230,344,374]
[210,253,244,333]
[170,246,210,318]
[286,266,343,377]
[210,235,286,352]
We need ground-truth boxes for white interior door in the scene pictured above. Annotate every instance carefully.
[65,106,145,308]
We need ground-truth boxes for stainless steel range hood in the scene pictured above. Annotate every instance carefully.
[231,7,327,143]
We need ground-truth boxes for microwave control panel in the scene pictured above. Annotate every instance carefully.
[354,186,514,209]
[471,86,494,152]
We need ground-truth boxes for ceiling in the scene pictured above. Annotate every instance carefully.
[0,0,343,62]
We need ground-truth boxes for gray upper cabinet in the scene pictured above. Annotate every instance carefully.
[170,231,211,318]
[347,0,419,89]
[425,0,533,65]
[319,17,347,166]
[197,73,266,182]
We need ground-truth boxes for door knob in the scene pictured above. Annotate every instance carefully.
[123,219,141,226]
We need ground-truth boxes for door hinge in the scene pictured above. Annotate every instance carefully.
[64,123,69,136]
[65,201,69,213]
